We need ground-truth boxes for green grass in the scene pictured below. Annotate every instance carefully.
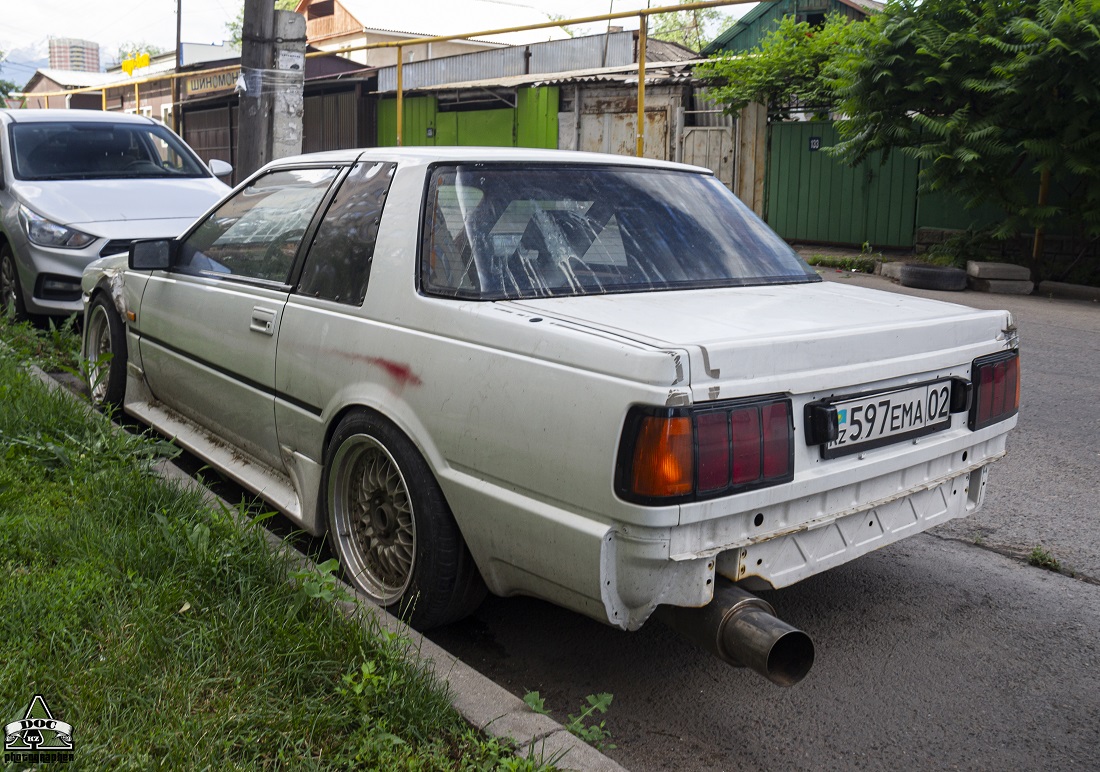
[0,328,547,770]
[802,253,878,274]
[0,311,83,374]
[1027,545,1062,573]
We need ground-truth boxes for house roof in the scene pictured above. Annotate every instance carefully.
[838,0,885,13]
[314,0,570,45]
[398,58,703,96]
[373,30,696,93]
[26,68,113,89]
[701,0,884,56]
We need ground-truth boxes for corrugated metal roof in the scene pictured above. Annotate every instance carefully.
[395,59,702,95]
[30,69,115,88]
[377,31,696,92]
[701,0,884,56]
[837,0,885,14]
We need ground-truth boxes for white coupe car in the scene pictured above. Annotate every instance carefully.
[82,148,1019,685]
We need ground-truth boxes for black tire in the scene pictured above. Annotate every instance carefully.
[324,411,486,629]
[0,243,29,321]
[899,263,968,291]
[85,294,127,409]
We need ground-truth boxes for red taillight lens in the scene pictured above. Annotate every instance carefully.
[970,351,1020,430]
[730,406,761,485]
[696,412,731,492]
[618,397,793,504]
[762,402,792,478]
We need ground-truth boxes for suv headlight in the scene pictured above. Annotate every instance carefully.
[18,205,96,249]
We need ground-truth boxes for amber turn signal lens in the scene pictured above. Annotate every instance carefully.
[631,416,694,497]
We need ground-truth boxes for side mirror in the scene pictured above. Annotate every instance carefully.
[209,159,233,178]
[130,239,173,270]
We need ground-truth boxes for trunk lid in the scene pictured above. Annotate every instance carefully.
[506,282,1013,399]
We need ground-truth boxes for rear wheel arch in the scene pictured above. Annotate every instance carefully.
[320,405,486,629]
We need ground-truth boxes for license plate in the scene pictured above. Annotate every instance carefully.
[824,380,952,458]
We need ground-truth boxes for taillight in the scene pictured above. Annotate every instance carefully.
[969,351,1020,430]
[630,416,694,497]
[616,396,794,504]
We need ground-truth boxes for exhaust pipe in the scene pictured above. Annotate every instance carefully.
[655,578,814,687]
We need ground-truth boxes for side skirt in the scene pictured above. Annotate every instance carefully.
[125,398,324,536]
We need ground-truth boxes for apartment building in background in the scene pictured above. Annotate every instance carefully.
[48,37,101,73]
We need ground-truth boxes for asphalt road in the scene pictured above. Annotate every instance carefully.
[428,272,1100,771]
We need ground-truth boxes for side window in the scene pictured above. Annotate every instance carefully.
[297,161,396,305]
[421,172,485,296]
[177,167,340,283]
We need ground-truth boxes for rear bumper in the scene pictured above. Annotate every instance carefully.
[442,428,1010,631]
[717,457,995,590]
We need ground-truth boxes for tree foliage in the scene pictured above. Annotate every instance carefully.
[650,1,733,53]
[830,0,1100,266]
[0,50,18,101]
[694,13,864,114]
[114,42,167,65]
[227,0,301,47]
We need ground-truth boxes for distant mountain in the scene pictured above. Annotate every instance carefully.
[2,42,49,90]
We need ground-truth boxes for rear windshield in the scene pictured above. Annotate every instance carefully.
[420,164,818,300]
[10,121,210,181]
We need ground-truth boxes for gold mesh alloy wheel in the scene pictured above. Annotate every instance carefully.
[329,434,416,603]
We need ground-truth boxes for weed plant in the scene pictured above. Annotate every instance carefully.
[0,342,546,769]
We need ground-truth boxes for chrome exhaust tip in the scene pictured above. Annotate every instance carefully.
[655,579,814,687]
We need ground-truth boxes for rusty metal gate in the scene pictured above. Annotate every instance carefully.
[681,126,734,189]
[579,109,668,160]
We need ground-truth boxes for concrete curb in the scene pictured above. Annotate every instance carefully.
[875,261,1100,301]
[1037,280,1100,303]
[24,363,626,772]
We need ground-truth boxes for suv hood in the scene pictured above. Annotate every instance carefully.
[15,178,227,233]
[507,282,1013,399]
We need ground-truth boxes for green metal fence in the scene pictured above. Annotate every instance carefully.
[765,121,920,249]
[764,120,1067,249]
[376,87,559,149]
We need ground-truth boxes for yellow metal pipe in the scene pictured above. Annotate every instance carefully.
[18,0,766,100]
[13,0,771,124]
[637,14,647,158]
[101,89,107,110]
[134,83,141,112]
[396,46,404,147]
[309,0,758,59]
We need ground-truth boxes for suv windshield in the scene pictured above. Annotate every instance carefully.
[10,121,210,181]
[421,163,818,300]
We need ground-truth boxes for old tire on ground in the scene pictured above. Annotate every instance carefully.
[85,294,128,409]
[324,410,486,629]
[0,243,29,320]
[899,263,968,292]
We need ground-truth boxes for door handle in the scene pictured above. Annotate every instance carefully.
[250,306,277,335]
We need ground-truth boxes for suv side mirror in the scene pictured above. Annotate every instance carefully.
[209,159,233,178]
[130,239,173,270]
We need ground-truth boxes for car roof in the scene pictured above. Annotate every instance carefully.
[267,146,713,175]
[0,108,156,126]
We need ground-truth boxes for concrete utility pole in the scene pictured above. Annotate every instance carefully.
[271,10,306,160]
[237,0,276,179]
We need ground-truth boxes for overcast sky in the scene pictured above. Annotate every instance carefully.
[3,1,756,81]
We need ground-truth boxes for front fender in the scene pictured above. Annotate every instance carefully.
[81,254,129,316]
